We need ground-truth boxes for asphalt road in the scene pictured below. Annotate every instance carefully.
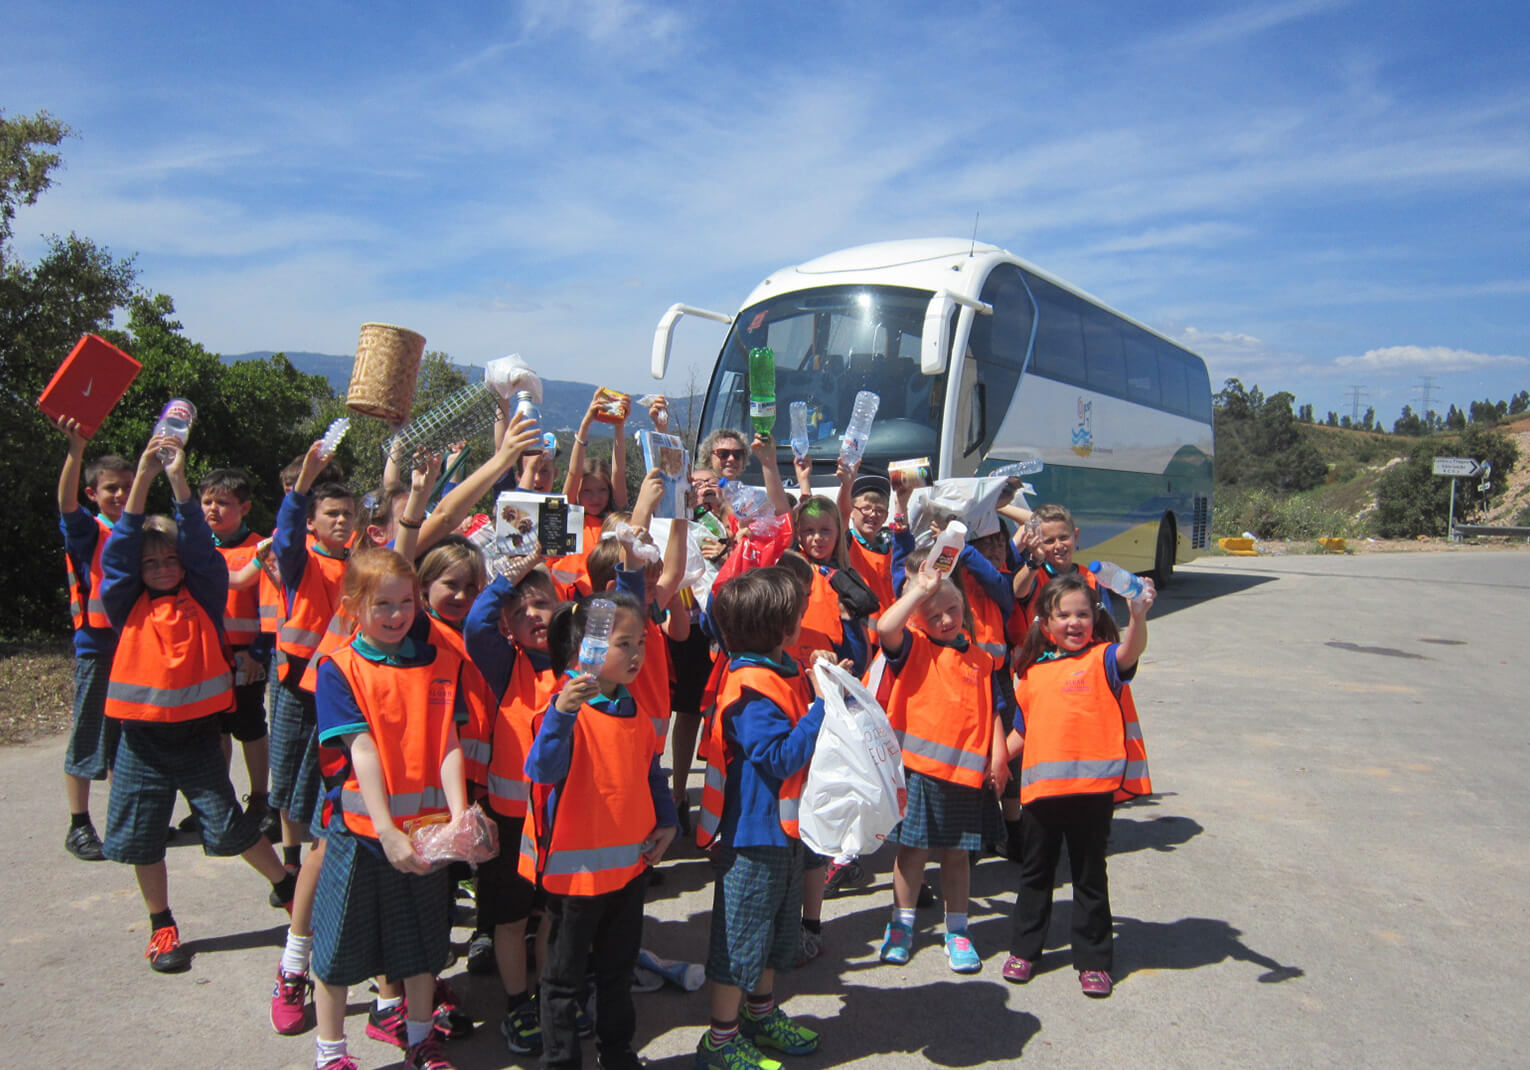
[5,550,1527,1069]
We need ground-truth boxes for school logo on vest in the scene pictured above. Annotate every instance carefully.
[1061,668,1090,694]
[429,678,452,709]
[1072,397,1094,457]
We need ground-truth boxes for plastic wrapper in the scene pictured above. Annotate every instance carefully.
[408,803,500,866]
[484,353,543,402]
[592,387,631,423]
[798,660,907,857]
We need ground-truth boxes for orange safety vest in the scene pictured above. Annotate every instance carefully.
[105,588,234,723]
[961,570,1009,662]
[882,630,998,790]
[631,614,673,752]
[65,514,113,631]
[517,688,657,896]
[470,650,557,818]
[696,661,813,848]
[847,535,895,613]
[297,604,357,693]
[1010,563,1100,647]
[421,617,498,798]
[1015,642,1151,805]
[215,530,264,646]
[276,548,348,662]
[325,640,462,839]
[797,567,844,655]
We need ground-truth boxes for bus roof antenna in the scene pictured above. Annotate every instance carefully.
[970,212,980,257]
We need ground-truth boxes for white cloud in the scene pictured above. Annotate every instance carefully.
[1335,345,1530,372]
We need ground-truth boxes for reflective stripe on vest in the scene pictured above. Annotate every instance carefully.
[540,840,647,879]
[339,785,450,824]
[484,654,554,819]
[276,550,347,659]
[107,674,234,711]
[895,728,990,778]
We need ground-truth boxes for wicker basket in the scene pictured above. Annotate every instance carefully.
[347,323,426,424]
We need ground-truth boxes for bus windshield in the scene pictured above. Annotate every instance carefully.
[698,284,946,472]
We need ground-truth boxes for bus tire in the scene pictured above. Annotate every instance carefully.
[1151,517,1176,589]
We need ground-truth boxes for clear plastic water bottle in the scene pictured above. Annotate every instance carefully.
[1090,560,1147,602]
[318,417,350,460]
[513,390,544,454]
[990,458,1044,478]
[153,399,197,463]
[723,480,772,524]
[578,598,616,675]
[467,523,517,580]
[789,401,810,461]
[838,390,880,468]
[747,347,776,436]
[923,521,967,576]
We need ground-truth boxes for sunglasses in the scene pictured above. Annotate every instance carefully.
[712,448,746,460]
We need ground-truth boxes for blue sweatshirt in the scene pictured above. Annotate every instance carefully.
[100,497,228,637]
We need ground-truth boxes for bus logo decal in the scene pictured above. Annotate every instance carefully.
[1072,397,1094,457]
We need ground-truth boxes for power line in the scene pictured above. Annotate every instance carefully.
[1414,375,1439,419]
[1344,385,1368,424]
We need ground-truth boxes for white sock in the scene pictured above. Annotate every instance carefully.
[376,994,404,1012]
[281,931,313,975]
[893,907,916,929]
[405,1018,433,1048]
[315,1036,346,1067]
[945,912,969,934]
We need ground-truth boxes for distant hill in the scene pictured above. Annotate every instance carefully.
[222,351,702,435]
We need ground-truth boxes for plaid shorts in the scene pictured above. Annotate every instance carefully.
[706,841,804,991]
[888,771,996,851]
[311,821,453,986]
[102,716,263,866]
[65,653,119,780]
[268,678,320,825]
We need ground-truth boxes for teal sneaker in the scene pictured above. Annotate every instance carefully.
[879,921,913,965]
[740,1006,819,1056]
[944,929,982,973]
[694,1033,783,1070]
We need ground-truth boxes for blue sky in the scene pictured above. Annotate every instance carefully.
[6,0,1528,425]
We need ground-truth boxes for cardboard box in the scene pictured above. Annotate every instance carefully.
[494,492,586,557]
[36,334,142,439]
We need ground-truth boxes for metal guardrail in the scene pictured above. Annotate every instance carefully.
[1452,525,1530,539]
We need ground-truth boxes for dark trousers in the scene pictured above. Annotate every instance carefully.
[539,871,647,1069]
[1009,793,1115,972]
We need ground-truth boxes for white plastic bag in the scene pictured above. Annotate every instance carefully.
[798,661,907,857]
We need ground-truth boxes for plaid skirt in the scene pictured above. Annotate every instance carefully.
[311,821,453,986]
[888,771,997,851]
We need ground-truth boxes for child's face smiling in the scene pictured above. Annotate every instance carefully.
[797,512,838,563]
[87,471,133,522]
[426,561,479,625]
[578,477,611,517]
[141,544,184,592]
[849,495,887,541]
[1037,520,1077,569]
[359,576,415,649]
[1046,589,1095,651]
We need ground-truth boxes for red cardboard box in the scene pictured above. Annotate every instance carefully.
[36,334,142,439]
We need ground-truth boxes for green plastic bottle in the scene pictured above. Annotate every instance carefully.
[747,346,776,436]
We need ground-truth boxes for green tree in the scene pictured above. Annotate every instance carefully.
[1372,426,1519,537]
[1510,390,1528,416]
[1362,406,1376,431]
[1445,404,1465,430]
[1393,405,1426,436]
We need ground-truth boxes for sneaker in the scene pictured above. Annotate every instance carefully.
[65,823,105,861]
[432,977,474,1038]
[500,1000,542,1055]
[145,924,191,973]
[246,794,281,843]
[317,1056,359,1070]
[943,930,981,974]
[740,1007,819,1056]
[270,965,313,1034]
[1001,955,1034,984]
[822,859,862,897]
[694,1033,784,1070]
[879,921,913,965]
[268,863,299,908]
[366,1002,409,1048]
[404,1032,457,1070]
[795,925,823,967]
[1080,970,1113,998]
[466,930,496,975]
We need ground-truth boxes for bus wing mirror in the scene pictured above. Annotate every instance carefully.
[921,291,956,375]
[652,304,732,380]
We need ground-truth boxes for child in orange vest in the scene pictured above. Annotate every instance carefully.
[1011,503,1113,639]
[309,548,470,1070]
[1002,571,1154,999]
[694,567,828,1070]
[522,591,678,1070]
[876,566,1007,974]
[98,434,296,972]
[198,467,279,842]
[54,416,132,861]
[463,557,564,1057]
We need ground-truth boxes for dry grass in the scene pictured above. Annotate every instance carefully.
[0,639,75,745]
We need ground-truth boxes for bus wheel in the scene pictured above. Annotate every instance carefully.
[1151,518,1176,588]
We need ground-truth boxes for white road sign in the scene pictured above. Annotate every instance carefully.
[1432,457,1479,477]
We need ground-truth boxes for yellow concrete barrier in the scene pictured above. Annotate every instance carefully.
[1217,537,1259,555]
[1316,538,1347,553]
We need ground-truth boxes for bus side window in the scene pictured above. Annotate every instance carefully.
[1028,276,1086,387]
[1158,341,1190,417]
[1083,312,1126,397]
[1123,334,1160,407]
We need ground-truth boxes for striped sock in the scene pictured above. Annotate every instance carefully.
[707,1020,739,1049]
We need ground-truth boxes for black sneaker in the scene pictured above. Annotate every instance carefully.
[500,999,542,1055]
[145,925,191,973]
[65,823,105,861]
[823,858,863,897]
[177,811,201,834]
[466,930,496,975]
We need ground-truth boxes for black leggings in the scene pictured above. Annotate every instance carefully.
[1009,793,1115,972]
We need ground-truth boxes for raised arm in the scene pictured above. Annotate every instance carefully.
[393,451,443,560]
[418,413,539,554]
[753,433,793,516]
[563,392,603,501]
[1114,578,1155,673]
[876,567,938,658]
[55,416,88,514]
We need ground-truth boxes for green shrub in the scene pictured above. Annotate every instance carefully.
[1214,488,1362,540]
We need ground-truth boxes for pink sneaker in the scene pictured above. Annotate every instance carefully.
[317,1056,358,1070]
[1080,970,1113,997]
[1001,955,1034,984]
[270,966,312,1035]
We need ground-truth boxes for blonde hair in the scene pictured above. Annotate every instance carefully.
[792,495,849,571]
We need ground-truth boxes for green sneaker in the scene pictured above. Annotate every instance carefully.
[694,1034,782,1070]
[740,1007,819,1056]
